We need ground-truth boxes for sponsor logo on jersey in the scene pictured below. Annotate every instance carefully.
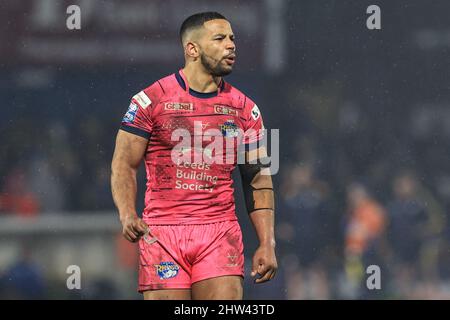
[122,102,138,123]
[154,262,180,280]
[132,91,151,109]
[164,102,194,112]
[179,147,213,158]
[201,122,210,129]
[214,104,238,116]
[220,120,239,138]
[251,104,260,120]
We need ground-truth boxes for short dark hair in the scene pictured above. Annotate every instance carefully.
[179,12,228,43]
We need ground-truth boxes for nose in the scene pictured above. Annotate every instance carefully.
[226,37,235,51]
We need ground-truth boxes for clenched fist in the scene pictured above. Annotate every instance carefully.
[251,244,278,284]
[120,214,148,243]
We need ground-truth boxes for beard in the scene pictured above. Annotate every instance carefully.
[200,52,233,77]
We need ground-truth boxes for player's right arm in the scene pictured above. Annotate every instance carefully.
[111,86,158,242]
[111,130,149,242]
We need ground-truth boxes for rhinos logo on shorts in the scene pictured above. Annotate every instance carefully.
[154,262,180,280]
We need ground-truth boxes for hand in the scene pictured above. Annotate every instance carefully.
[251,244,278,284]
[120,214,148,243]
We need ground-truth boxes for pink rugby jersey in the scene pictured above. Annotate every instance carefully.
[120,69,264,225]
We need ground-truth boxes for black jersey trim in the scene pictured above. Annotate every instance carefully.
[175,71,221,99]
[120,124,151,139]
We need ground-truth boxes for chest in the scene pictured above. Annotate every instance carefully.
[152,100,244,149]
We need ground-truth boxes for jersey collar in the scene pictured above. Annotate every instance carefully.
[175,69,225,99]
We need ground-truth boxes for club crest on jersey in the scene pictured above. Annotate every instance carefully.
[122,102,138,123]
[164,102,194,112]
[251,104,261,120]
[214,104,238,116]
[220,120,239,138]
[154,262,180,280]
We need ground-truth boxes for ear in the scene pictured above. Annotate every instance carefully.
[185,41,200,59]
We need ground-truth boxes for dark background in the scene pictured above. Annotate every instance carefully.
[1,0,450,299]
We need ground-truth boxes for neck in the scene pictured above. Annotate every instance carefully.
[182,63,221,93]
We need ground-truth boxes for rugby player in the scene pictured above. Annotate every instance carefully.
[111,12,277,300]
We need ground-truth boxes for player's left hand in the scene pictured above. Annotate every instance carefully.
[251,244,277,284]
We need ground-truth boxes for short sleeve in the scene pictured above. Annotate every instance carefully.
[120,89,154,139]
[242,97,265,146]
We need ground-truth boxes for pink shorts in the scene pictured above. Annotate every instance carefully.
[138,220,244,292]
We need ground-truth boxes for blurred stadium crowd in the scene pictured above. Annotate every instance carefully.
[2,0,450,299]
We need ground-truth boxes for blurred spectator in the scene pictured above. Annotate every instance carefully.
[0,166,40,216]
[386,170,446,291]
[344,182,386,297]
[28,154,65,212]
[278,163,331,266]
[277,162,332,299]
[0,246,46,299]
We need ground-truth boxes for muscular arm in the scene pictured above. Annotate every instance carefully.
[239,145,277,283]
[111,129,149,242]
